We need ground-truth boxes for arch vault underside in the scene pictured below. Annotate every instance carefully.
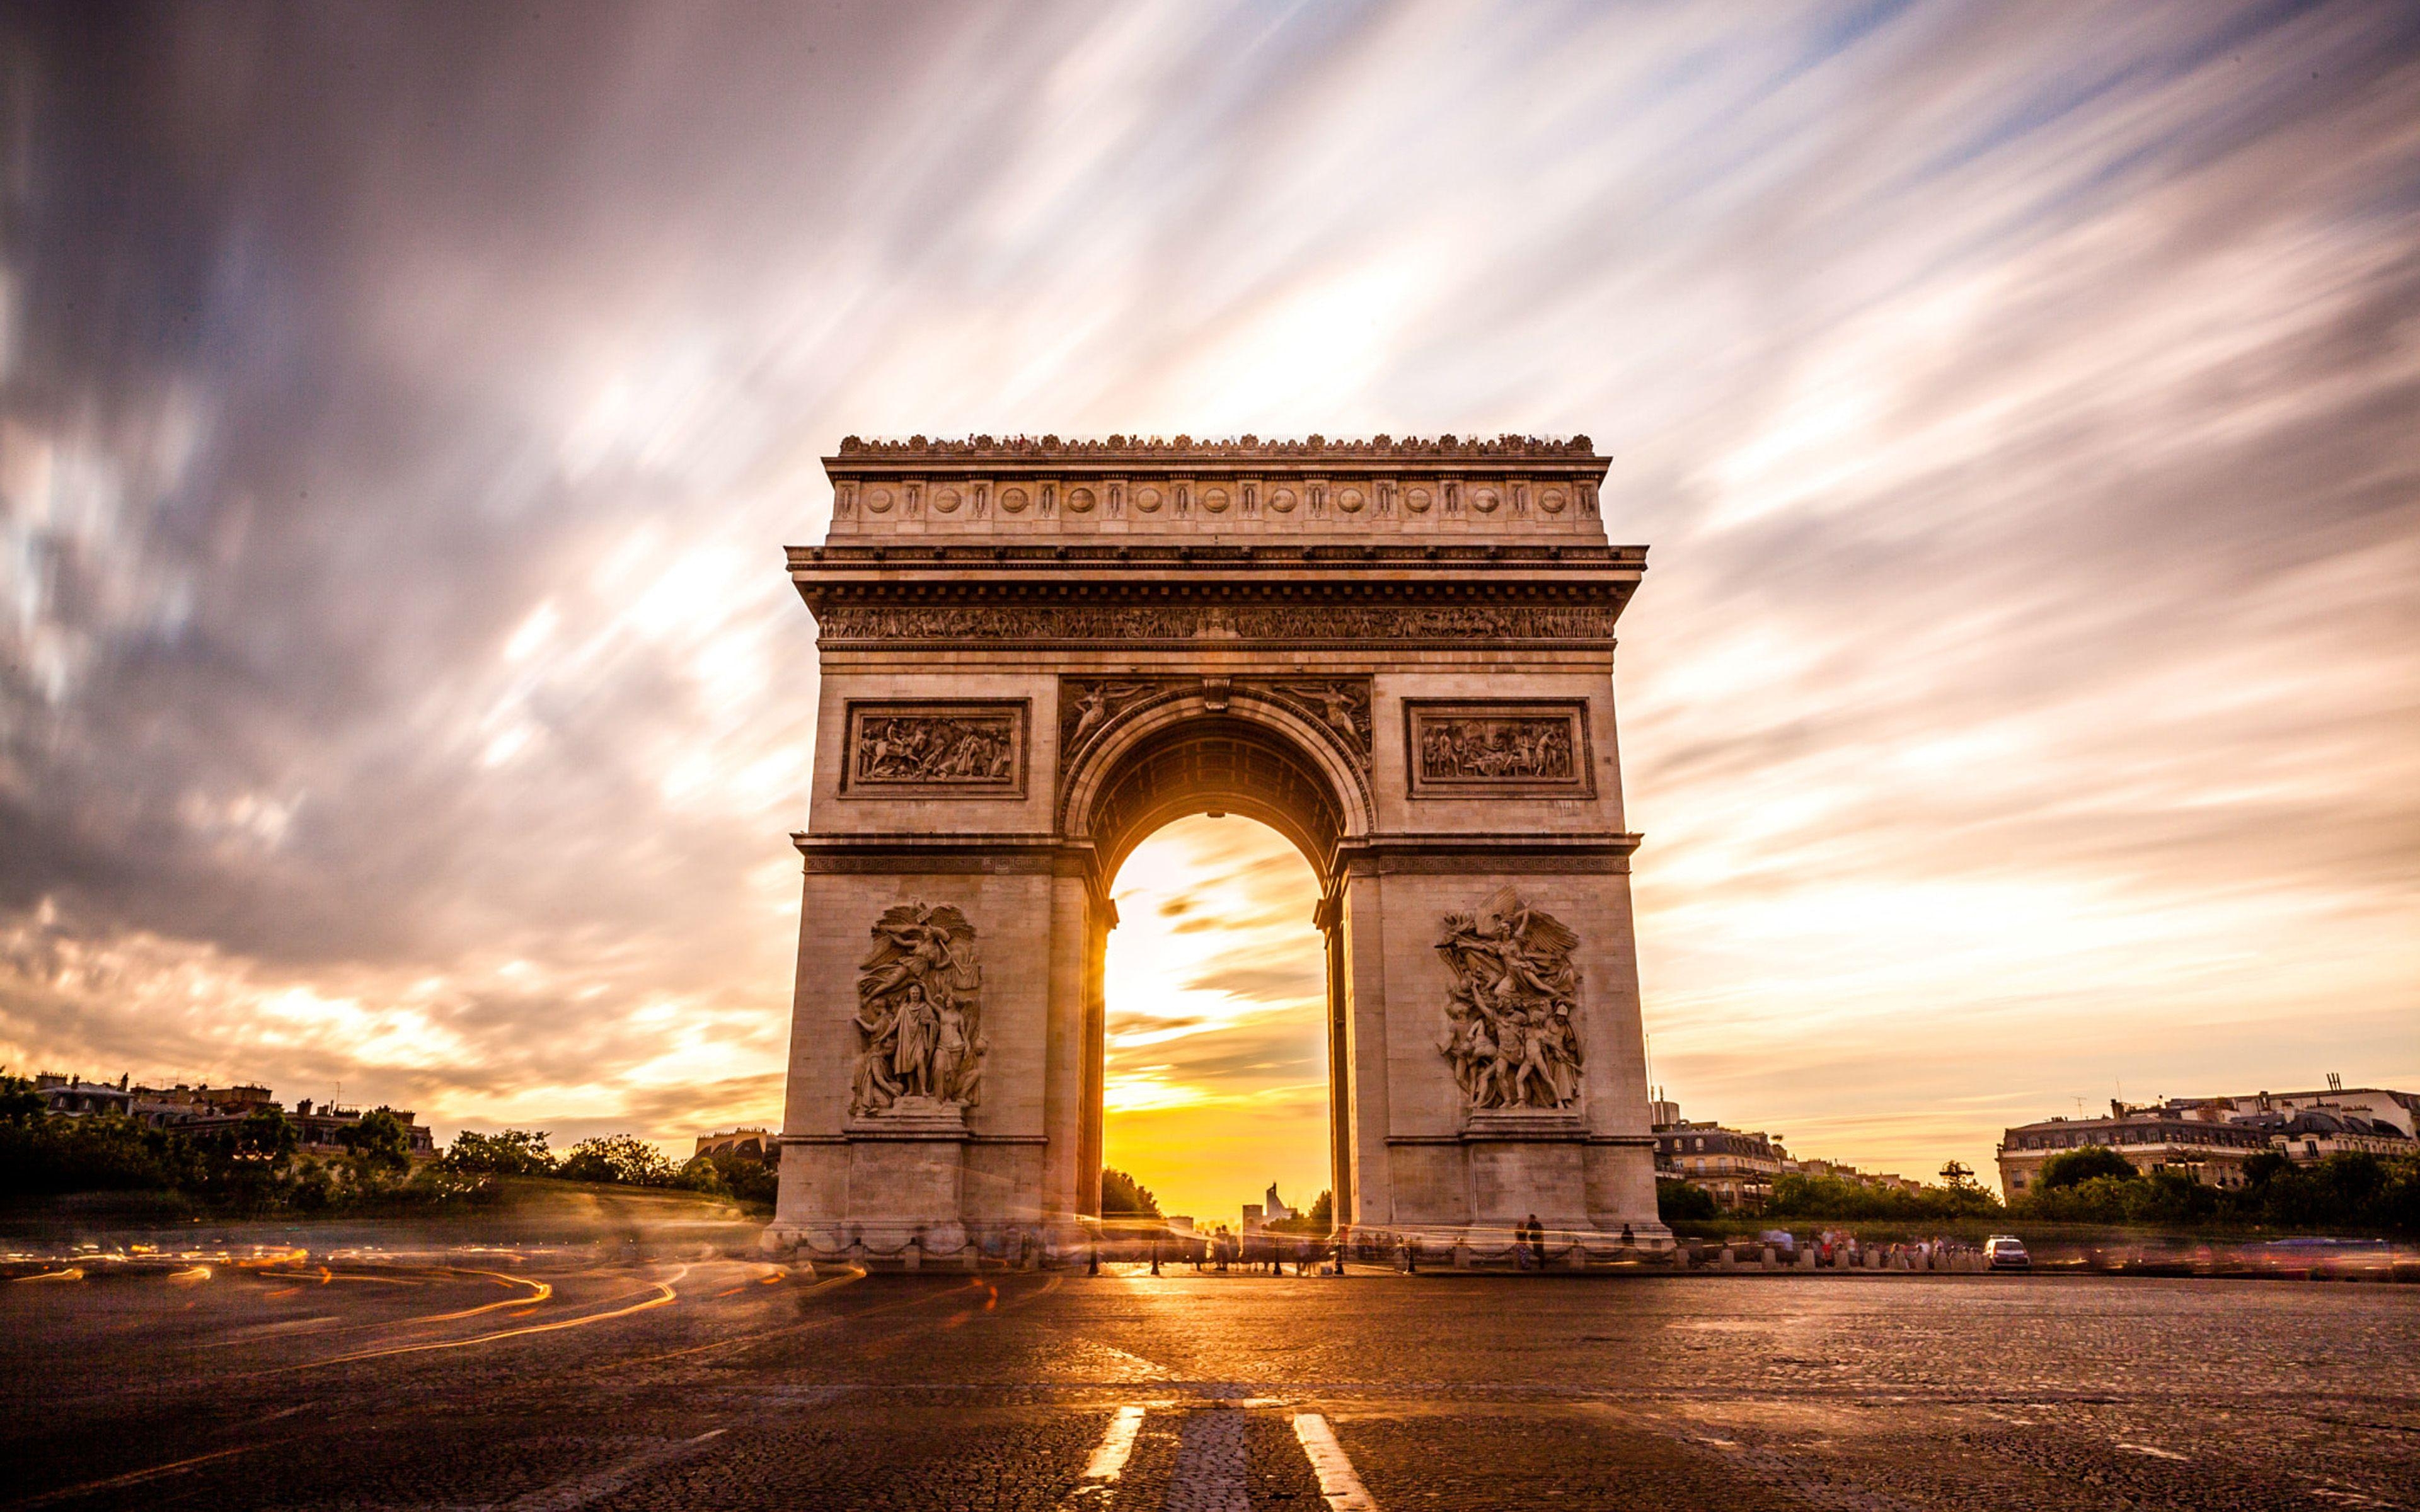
[768,435,1671,1261]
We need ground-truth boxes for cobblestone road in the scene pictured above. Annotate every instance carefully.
[6,1253,2414,1510]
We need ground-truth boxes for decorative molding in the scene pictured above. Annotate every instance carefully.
[1404,699,1593,799]
[833,433,1599,461]
[1436,887,1584,1113]
[841,701,1028,798]
[849,900,989,1119]
[819,604,1620,645]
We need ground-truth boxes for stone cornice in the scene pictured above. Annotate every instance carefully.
[788,541,1645,570]
[829,433,1603,469]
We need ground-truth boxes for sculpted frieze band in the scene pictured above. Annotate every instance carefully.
[819,604,1620,644]
[843,701,1027,796]
[1437,887,1585,1111]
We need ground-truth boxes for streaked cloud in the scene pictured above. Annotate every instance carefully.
[1,3,2414,1203]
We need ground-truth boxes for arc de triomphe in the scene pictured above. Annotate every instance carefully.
[766,435,1670,1259]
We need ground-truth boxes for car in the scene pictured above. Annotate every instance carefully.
[1985,1234,2031,1271]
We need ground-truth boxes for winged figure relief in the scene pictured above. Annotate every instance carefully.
[850,902,988,1116]
[1435,888,1584,1110]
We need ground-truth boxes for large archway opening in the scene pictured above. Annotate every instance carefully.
[1066,704,1363,1238]
[1100,813,1332,1234]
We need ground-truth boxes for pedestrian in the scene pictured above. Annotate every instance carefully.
[1525,1213,1548,1271]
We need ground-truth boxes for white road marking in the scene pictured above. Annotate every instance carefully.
[1167,1408,1250,1512]
[1293,1412,1380,1511]
[1083,1405,1146,1481]
[2116,1442,2189,1462]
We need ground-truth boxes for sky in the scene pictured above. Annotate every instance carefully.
[3,2,2415,1211]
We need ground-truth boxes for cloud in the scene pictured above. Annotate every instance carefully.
[3,1,2416,1197]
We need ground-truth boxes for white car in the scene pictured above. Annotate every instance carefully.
[1985,1235,2031,1271]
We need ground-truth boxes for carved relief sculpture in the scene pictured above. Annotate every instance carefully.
[843,702,1026,796]
[850,901,988,1118]
[1436,888,1584,1111]
[1404,701,1593,798]
[817,603,1622,645]
[1058,678,1181,757]
[1248,679,1373,767]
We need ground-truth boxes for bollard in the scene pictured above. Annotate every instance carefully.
[1761,1246,1777,1271]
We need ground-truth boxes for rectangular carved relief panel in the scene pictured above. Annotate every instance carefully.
[841,701,1028,798]
[1404,700,1593,799]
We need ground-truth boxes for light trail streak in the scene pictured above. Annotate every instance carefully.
[13,1441,284,1507]
[298,1268,684,1368]
[11,1268,84,1283]
[403,1268,553,1322]
[166,1266,212,1285]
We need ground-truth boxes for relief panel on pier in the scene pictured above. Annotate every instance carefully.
[841,701,1028,798]
[1404,700,1593,799]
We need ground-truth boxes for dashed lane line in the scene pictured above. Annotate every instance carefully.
[1084,1405,1146,1480]
[1293,1413,1381,1511]
[1059,1405,1147,1507]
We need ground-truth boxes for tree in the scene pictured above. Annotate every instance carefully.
[2037,1145,2136,1189]
[1268,1189,1334,1234]
[237,1105,300,1167]
[1657,1177,1717,1222]
[0,1073,45,1124]
[558,1134,678,1187]
[684,1148,778,1205]
[444,1128,557,1177]
[1099,1166,1160,1217]
[338,1109,413,1181]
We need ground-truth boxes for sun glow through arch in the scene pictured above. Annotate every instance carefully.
[1098,814,1333,1228]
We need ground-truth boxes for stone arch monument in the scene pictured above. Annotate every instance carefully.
[766,435,1671,1259]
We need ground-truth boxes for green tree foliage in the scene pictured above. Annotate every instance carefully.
[443,1128,558,1177]
[558,1133,678,1187]
[338,1109,414,1183]
[2037,1145,2138,1189]
[2013,1151,2420,1230]
[0,1112,193,1195]
[1763,1173,2003,1222]
[237,1105,300,1167]
[0,1073,46,1123]
[1099,1166,1160,1217]
[1268,1189,1334,1234]
[1656,1177,1717,1221]
[680,1149,778,1204]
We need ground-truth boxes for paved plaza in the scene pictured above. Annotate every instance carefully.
[6,1247,2415,1510]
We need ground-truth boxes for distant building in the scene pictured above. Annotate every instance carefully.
[32,1072,432,1157]
[1654,1120,1785,1210]
[1649,1094,1920,1210]
[1995,1085,2416,1196]
[695,1128,774,1159]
